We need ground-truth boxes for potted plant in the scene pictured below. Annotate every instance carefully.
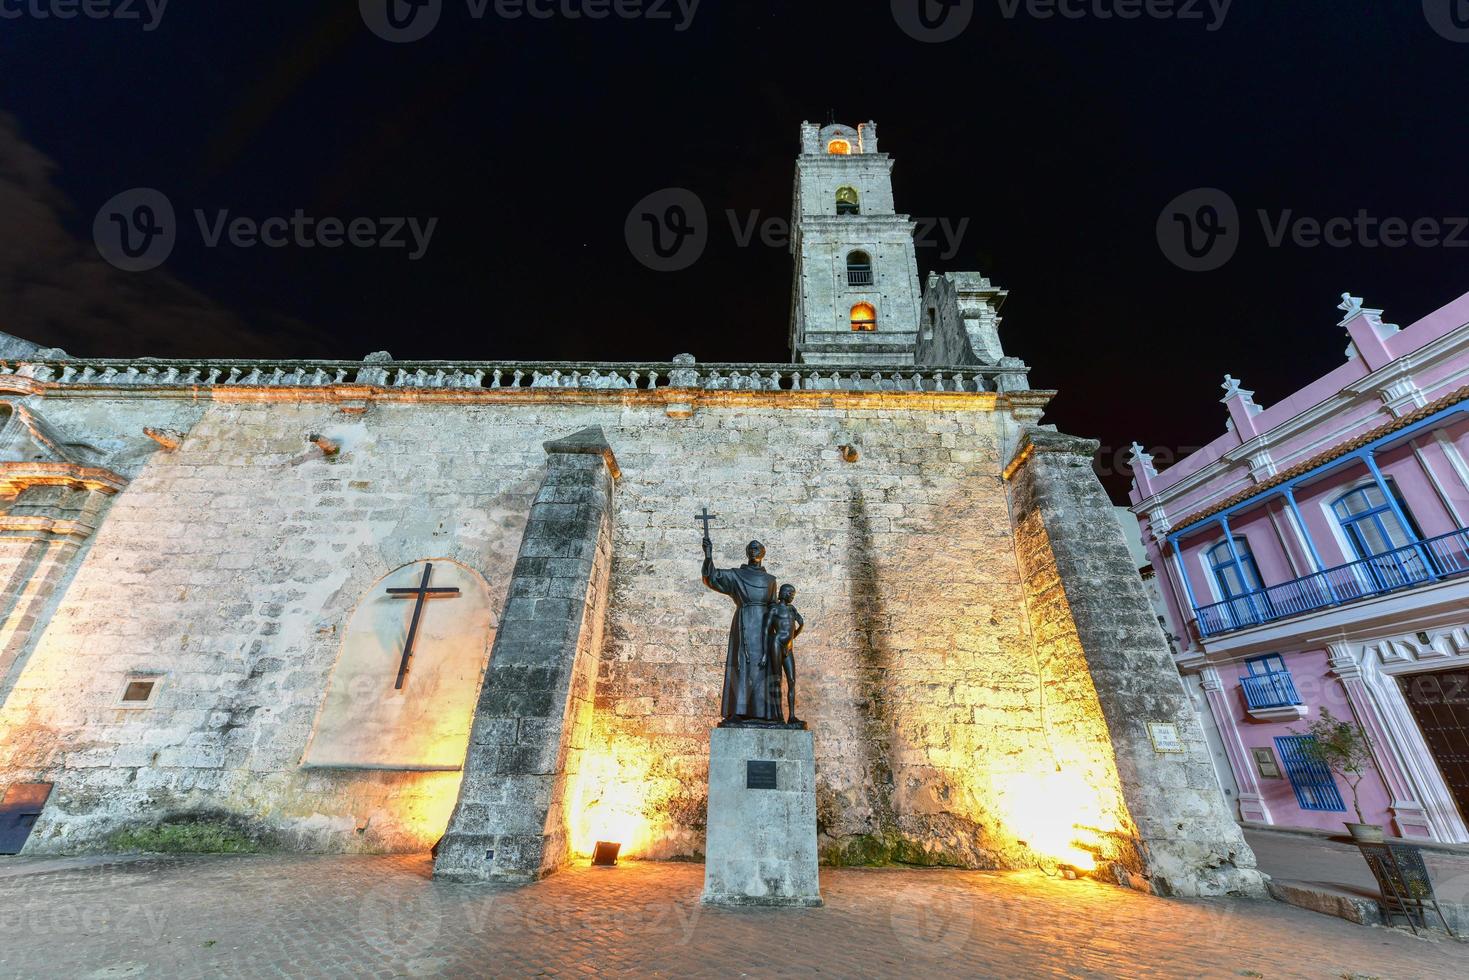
[1292,707,1384,842]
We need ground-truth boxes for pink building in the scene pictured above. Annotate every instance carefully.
[1129,292,1469,842]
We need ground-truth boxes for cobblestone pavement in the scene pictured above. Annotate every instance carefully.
[1,855,1466,979]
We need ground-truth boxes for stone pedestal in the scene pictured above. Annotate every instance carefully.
[701,727,822,907]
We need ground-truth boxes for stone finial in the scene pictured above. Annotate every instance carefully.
[1220,374,1264,439]
[1220,375,1262,413]
[363,351,394,363]
[1127,443,1158,479]
[1336,294,1400,368]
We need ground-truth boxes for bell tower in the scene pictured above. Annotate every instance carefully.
[788,120,922,366]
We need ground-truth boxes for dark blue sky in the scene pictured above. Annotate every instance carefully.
[2,2,1467,499]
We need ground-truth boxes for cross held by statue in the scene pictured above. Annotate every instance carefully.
[386,562,461,690]
[696,506,719,539]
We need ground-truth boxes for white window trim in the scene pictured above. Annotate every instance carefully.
[1196,543,1224,605]
[1198,533,1258,604]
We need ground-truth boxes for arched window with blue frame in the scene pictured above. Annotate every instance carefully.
[1331,481,1422,557]
[1206,537,1265,629]
[1331,480,1429,589]
[1207,537,1262,599]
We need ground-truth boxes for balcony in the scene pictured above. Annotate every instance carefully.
[847,269,874,287]
[1241,670,1306,721]
[1193,526,1469,640]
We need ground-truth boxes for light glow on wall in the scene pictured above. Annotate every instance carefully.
[395,774,466,845]
[568,732,661,859]
[995,766,1115,871]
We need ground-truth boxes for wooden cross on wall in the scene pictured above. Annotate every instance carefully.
[386,562,460,690]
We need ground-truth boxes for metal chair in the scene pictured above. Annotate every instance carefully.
[1354,840,1456,937]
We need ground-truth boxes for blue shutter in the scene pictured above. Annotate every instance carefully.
[1274,735,1346,812]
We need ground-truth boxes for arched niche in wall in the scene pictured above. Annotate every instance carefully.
[302,559,495,771]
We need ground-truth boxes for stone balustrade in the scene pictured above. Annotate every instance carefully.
[0,356,1031,394]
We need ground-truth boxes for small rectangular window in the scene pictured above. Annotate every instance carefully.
[1245,654,1286,676]
[118,675,162,708]
[1242,655,1302,709]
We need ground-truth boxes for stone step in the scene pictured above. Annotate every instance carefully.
[1267,877,1468,937]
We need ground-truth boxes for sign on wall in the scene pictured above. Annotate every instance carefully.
[302,560,495,771]
[1146,722,1185,754]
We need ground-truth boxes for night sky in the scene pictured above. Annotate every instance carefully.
[3,2,1467,500]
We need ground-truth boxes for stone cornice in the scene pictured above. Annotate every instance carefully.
[5,358,1020,392]
[2,357,1050,415]
[797,152,893,167]
[0,375,44,396]
[0,462,128,497]
[0,514,99,541]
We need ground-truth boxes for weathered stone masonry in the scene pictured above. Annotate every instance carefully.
[1005,431,1264,896]
[435,427,618,882]
[0,358,1262,897]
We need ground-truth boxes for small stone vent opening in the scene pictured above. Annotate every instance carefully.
[118,675,162,708]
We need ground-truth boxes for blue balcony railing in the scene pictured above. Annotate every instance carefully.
[1193,526,1469,639]
[1242,670,1303,710]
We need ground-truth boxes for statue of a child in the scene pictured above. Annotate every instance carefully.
[767,583,805,725]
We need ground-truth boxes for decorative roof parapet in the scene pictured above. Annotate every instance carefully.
[1127,443,1158,478]
[1219,374,1264,439]
[0,356,1030,396]
[1336,292,1401,370]
[1169,383,1469,535]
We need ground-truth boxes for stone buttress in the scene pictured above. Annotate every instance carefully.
[433,427,618,882]
[1006,430,1266,897]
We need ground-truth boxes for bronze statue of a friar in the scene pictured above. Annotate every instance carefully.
[698,507,806,728]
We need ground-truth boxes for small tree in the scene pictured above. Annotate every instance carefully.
[1293,707,1377,825]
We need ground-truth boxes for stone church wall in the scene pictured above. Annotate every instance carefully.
[0,381,1261,898]
[1,385,1080,867]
